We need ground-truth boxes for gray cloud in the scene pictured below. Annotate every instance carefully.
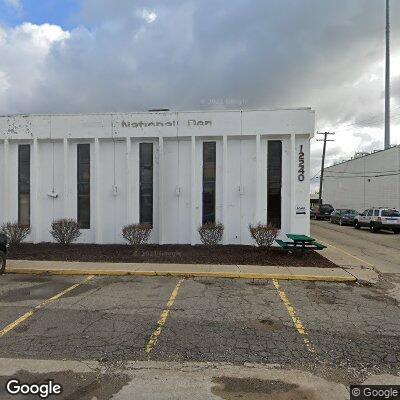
[3,0,398,113]
[353,132,373,141]
[393,76,400,101]
[0,0,399,188]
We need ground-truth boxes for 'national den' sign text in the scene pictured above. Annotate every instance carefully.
[121,120,212,128]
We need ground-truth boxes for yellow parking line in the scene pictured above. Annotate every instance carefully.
[317,238,374,267]
[0,275,95,337]
[145,278,184,354]
[272,279,315,353]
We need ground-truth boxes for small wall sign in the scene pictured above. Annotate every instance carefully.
[296,206,306,215]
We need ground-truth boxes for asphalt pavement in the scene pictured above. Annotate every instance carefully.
[311,219,400,274]
[0,272,399,399]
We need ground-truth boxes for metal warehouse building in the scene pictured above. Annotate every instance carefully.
[0,109,314,244]
[323,146,400,211]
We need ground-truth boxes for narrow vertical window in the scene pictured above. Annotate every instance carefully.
[77,144,90,229]
[267,141,282,228]
[139,143,153,225]
[18,144,30,226]
[202,142,216,224]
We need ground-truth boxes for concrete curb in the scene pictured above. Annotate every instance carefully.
[5,267,357,282]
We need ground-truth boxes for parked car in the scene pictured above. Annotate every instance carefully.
[354,208,400,234]
[0,233,6,274]
[330,209,358,226]
[312,204,334,220]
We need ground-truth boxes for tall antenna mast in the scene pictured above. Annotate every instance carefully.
[385,0,390,149]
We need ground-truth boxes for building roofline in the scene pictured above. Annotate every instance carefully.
[0,107,313,118]
[325,145,400,171]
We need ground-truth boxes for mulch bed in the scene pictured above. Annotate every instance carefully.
[7,243,338,268]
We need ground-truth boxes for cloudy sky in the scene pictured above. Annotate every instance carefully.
[0,0,399,191]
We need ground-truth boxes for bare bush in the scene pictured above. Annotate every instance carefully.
[249,223,279,248]
[0,222,30,246]
[50,219,81,245]
[198,222,224,246]
[122,223,152,248]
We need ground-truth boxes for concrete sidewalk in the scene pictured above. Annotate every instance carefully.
[4,259,356,282]
[310,225,381,284]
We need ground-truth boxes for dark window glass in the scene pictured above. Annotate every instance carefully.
[140,143,153,225]
[18,145,30,226]
[267,141,282,228]
[202,142,216,224]
[374,209,380,216]
[382,209,400,217]
[77,144,90,229]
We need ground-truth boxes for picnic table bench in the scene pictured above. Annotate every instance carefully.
[275,234,326,256]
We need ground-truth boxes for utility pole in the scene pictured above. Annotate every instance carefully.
[385,0,390,149]
[317,132,335,206]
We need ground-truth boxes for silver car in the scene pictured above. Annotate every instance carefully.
[354,208,400,234]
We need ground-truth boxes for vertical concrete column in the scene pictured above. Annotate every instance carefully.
[32,138,40,243]
[63,138,69,218]
[126,137,132,223]
[94,138,102,243]
[3,139,9,223]
[190,136,197,245]
[158,136,164,244]
[290,133,296,232]
[222,135,228,243]
[255,134,262,223]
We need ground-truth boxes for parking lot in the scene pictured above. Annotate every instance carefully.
[0,272,399,386]
[1,223,400,398]
[311,219,400,273]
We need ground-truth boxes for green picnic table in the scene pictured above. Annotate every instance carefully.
[275,234,326,255]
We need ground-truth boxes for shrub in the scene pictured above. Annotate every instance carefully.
[122,223,152,247]
[0,222,30,246]
[198,222,224,246]
[50,219,81,245]
[249,223,279,248]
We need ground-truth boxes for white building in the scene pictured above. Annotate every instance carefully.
[0,109,314,244]
[323,146,400,212]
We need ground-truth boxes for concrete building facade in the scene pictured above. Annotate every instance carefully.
[0,109,314,244]
[323,146,400,212]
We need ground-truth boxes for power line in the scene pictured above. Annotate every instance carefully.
[338,108,400,130]
[325,171,400,178]
[323,168,400,174]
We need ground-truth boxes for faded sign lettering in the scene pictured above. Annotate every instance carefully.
[121,120,212,128]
